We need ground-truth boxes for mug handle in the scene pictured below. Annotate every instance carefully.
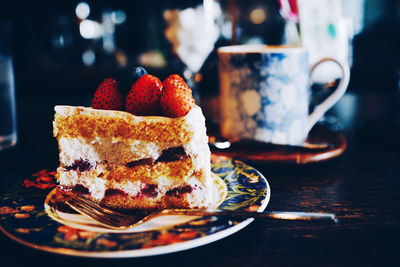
[306,58,350,133]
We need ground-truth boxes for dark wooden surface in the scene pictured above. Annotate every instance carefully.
[0,92,399,266]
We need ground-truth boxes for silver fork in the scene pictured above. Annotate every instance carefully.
[62,191,338,230]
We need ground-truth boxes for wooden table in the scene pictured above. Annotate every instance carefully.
[0,92,399,266]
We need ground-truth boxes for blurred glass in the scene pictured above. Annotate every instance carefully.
[228,0,287,45]
[397,70,400,127]
[298,0,353,80]
[163,0,223,103]
[0,21,17,150]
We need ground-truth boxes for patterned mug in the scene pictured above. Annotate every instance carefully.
[217,45,350,145]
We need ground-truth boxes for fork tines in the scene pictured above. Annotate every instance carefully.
[61,190,132,228]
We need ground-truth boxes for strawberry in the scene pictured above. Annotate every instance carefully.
[160,74,195,117]
[92,78,124,110]
[125,74,163,115]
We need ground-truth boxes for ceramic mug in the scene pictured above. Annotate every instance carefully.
[217,45,350,145]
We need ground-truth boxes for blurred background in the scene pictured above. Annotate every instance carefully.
[0,0,399,167]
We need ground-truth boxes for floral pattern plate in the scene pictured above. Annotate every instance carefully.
[0,155,270,258]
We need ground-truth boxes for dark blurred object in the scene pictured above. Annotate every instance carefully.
[310,79,341,113]
[0,21,17,151]
[350,0,400,93]
[230,0,286,45]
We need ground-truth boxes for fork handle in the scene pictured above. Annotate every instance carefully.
[160,210,338,223]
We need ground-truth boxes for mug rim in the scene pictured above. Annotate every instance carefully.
[218,44,305,54]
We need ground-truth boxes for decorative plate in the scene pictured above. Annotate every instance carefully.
[0,155,270,258]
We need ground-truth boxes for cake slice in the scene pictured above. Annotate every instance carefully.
[53,72,214,211]
[53,105,212,210]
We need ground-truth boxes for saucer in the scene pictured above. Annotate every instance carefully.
[209,125,346,164]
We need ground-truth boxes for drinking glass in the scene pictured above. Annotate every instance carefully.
[163,0,222,103]
[0,21,17,150]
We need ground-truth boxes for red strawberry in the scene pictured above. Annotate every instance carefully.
[125,74,163,115]
[92,78,124,110]
[160,74,195,117]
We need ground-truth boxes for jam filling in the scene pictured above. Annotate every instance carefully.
[65,147,188,172]
[126,158,154,168]
[65,159,94,172]
[166,185,193,198]
[155,147,187,163]
[126,146,188,168]
[106,185,159,198]
[104,188,128,197]
[137,184,159,198]
[61,184,193,199]
[61,184,89,194]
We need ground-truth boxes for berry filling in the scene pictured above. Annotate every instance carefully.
[105,188,128,197]
[156,147,187,162]
[65,159,94,172]
[126,158,154,168]
[61,184,89,195]
[60,184,194,199]
[166,185,193,197]
[65,146,188,172]
[125,146,188,168]
[138,184,159,198]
